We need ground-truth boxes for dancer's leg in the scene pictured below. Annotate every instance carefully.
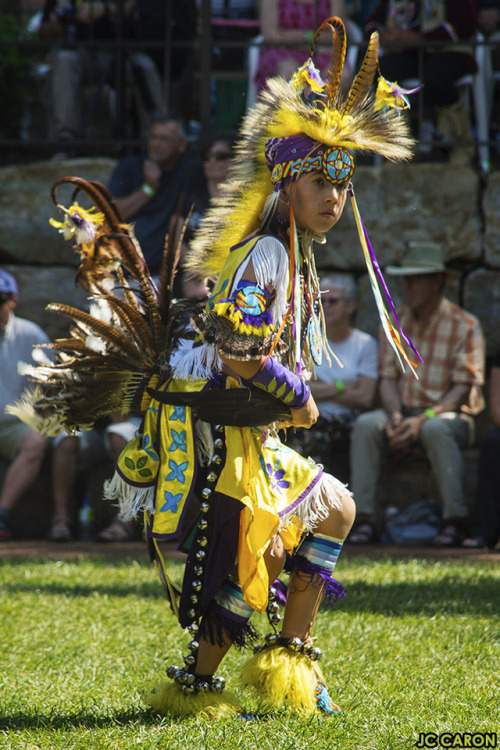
[194,534,286,675]
[281,482,355,639]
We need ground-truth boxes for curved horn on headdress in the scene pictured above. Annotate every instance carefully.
[343,31,380,115]
[309,17,346,105]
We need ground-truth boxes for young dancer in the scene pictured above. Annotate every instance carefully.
[10,17,415,717]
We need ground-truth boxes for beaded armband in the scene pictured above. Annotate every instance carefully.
[241,357,311,409]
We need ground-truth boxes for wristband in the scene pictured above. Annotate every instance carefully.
[241,357,311,409]
[335,380,344,394]
[424,408,436,419]
[141,183,156,198]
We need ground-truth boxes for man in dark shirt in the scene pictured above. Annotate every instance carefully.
[108,114,205,280]
[40,0,165,149]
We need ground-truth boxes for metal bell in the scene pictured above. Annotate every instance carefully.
[268,602,279,614]
[271,613,282,624]
[214,438,224,450]
[198,518,208,530]
[188,639,199,652]
[174,669,185,684]
[307,647,322,661]
[193,565,204,577]
[182,683,196,694]
[195,550,206,562]
[265,632,279,646]
[166,665,178,679]
[189,594,199,605]
[187,622,199,635]
[184,653,196,668]
[288,637,303,651]
[210,454,222,465]
[187,608,196,620]
[196,680,209,693]
[200,502,210,513]
[201,488,212,500]
[197,536,208,547]
[207,471,218,483]
[192,579,202,591]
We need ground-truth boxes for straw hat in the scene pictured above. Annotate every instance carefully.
[386,241,456,276]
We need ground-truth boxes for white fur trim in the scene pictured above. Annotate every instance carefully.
[279,472,351,534]
[171,342,223,380]
[233,236,289,323]
[103,472,155,521]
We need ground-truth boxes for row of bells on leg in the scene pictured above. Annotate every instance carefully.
[166,426,226,694]
[253,631,322,661]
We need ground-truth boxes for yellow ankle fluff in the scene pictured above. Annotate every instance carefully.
[241,646,325,715]
[143,681,241,718]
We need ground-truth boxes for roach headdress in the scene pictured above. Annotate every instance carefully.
[188,17,420,372]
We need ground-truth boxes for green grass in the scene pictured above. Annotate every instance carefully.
[0,554,498,749]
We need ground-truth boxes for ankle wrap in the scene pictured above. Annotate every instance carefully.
[299,533,342,572]
[289,532,346,601]
[214,577,254,622]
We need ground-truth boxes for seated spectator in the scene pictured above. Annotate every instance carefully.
[285,273,378,483]
[174,136,233,255]
[96,413,142,542]
[0,270,79,542]
[345,0,379,27]
[108,114,205,291]
[349,242,485,546]
[254,0,349,93]
[211,0,259,71]
[39,0,166,153]
[129,1,197,120]
[364,0,477,165]
[462,351,500,550]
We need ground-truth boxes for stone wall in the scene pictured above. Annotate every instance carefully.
[1,157,499,535]
[2,158,499,355]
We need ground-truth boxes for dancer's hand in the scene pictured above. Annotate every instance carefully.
[290,395,319,428]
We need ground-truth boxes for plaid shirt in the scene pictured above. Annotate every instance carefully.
[379,297,485,416]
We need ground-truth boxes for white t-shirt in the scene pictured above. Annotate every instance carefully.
[0,314,50,419]
[313,328,379,420]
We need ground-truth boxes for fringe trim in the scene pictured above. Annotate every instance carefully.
[251,236,289,324]
[199,605,260,650]
[143,681,241,718]
[103,472,155,521]
[270,578,288,606]
[195,420,214,466]
[171,342,223,380]
[287,556,346,602]
[279,471,350,534]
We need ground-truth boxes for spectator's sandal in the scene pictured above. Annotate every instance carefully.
[47,516,73,542]
[0,508,12,541]
[349,522,377,544]
[432,524,465,547]
[97,518,135,542]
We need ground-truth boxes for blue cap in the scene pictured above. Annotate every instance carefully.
[0,270,18,296]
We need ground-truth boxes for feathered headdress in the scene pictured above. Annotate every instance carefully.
[187,17,414,280]
[187,17,421,373]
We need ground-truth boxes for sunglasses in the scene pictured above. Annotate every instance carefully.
[205,152,231,161]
